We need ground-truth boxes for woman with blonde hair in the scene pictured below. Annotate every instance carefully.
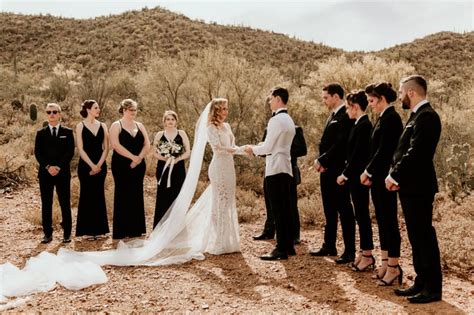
[153,110,191,228]
[205,98,244,254]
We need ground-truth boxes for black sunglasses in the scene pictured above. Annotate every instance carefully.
[46,110,59,115]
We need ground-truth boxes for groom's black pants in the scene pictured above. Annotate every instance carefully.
[265,173,293,252]
[262,176,300,241]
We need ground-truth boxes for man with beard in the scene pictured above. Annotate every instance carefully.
[386,75,442,303]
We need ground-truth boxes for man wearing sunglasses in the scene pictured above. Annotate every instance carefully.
[34,103,75,244]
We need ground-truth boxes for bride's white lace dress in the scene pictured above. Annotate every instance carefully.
[206,123,240,254]
[0,102,241,306]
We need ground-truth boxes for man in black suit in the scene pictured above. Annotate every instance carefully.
[386,75,442,303]
[310,83,355,264]
[34,103,75,244]
[253,125,307,245]
[336,90,374,269]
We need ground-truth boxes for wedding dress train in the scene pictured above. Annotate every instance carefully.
[0,101,241,305]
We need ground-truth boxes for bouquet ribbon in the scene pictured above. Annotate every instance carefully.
[158,157,175,188]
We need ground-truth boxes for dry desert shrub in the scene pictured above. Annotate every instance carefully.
[236,186,262,223]
[434,193,474,274]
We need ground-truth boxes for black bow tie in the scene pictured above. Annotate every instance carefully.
[272,110,288,117]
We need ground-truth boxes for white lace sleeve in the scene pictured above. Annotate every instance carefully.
[207,125,228,154]
[226,123,246,155]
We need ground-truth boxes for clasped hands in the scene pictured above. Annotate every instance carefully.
[89,164,102,176]
[313,160,327,173]
[385,178,400,191]
[130,155,144,169]
[47,165,60,176]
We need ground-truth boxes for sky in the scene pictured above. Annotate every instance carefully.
[1,0,472,51]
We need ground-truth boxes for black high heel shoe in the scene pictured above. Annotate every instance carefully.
[352,254,375,272]
[372,258,388,279]
[378,264,403,286]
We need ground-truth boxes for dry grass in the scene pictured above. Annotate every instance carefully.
[434,193,474,273]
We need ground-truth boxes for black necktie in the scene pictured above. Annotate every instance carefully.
[52,127,57,137]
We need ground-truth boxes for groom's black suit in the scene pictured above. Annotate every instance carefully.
[317,106,355,255]
[389,102,442,295]
[35,125,75,239]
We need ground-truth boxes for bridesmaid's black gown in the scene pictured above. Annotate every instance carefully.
[76,123,109,237]
[153,133,186,228]
[111,122,146,239]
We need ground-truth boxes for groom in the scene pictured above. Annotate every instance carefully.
[245,87,296,260]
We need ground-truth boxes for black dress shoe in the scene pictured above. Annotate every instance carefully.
[252,233,274,240]
[309,248,337,256]
[287,247,296,256]
[41,235,53,244]
[335,253,355,264]
[62,237,72,243]
[260,249,288,260]
[408,290,442,304]
[394,284,423,297]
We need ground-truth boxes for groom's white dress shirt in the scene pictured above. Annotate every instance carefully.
[252,108,295,177]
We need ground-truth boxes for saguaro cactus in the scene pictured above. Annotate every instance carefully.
[29,103,37,122]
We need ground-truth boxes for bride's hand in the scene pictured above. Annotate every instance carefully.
[226,148,237,154]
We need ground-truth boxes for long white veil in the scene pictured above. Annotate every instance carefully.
[0,102,213,303]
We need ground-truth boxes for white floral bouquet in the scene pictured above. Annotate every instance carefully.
[157,140,184,158]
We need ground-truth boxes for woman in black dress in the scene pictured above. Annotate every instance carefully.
[109,99,150,239]
[75,100,110,240]
[153,110,191,228]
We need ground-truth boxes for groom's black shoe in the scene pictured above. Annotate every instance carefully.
[41,235,53,244]
[287,247,297,256]
[407,290,442,304]
[394,284,423,297]
[253,233,274,241]
[260,249,288,260]
[309,247,337,257]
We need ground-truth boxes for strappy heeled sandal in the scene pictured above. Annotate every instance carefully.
[371,258,388,279]
[378,264,403,286]
[352,254,375,272]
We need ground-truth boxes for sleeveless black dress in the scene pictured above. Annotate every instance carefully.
[111,122,146,239]
[153,133,186,228]
[76,123,109,237]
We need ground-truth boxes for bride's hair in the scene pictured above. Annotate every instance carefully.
[208,98,228,126]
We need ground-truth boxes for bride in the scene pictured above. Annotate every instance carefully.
[0,98,245,302]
